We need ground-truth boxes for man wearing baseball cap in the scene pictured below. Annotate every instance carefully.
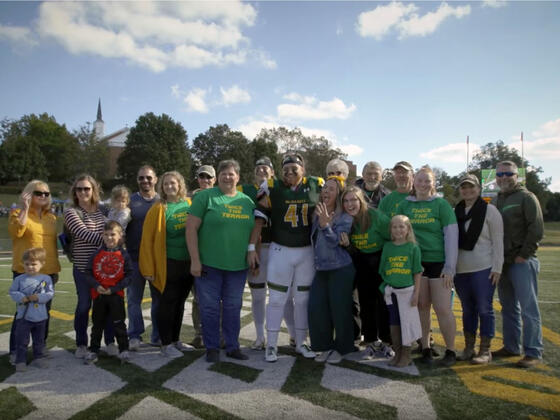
[378,161,414,217]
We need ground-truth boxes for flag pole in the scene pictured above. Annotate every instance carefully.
[466,135,469,172]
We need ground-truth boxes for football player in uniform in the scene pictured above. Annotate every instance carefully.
[239,157,296,350]
[248,153,324,362]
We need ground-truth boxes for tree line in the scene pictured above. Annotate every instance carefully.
[1,112,559,221]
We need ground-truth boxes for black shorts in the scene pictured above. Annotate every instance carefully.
[421,261,444,279]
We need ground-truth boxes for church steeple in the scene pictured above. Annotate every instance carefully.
[94,98,104,139]
[96,98,103,122]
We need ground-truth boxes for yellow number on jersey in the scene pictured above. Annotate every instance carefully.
[284,204,298,227]
[283,203,309,227]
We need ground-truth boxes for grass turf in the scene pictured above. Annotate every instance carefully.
[0,222,558,419]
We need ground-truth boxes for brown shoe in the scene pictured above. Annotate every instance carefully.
[516,356,542,368]
[491,347,520,358]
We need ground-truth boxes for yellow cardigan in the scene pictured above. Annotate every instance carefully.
[139,199,191,293]
[9,208,61,275]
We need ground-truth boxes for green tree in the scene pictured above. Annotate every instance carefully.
[191,124,253,184]
[545,192,560,222]
[254,127,346,178]
[0,114,79,183]
[73,123,110,182]
[117,113,192,187]
[468,140,550,210]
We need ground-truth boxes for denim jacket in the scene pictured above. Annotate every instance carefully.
[311,212,353,271]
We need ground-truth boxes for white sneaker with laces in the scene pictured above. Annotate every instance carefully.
[119,351,131,363]
[84,352,98,364]
[105,343,119,356]
[381,344,395,358]
[296,343,316,359]
[129,338,141,351]
[327,350,343,364]
[314,350,332,363]
[75,345,88,359]
[173,341,195,352]
[251,338,266,350]
[162,344,183,358]
[265,346,278,363]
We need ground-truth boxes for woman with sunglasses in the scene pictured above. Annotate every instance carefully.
[248,153,324,363]
[8,180,61,364]
[64,174,115,359]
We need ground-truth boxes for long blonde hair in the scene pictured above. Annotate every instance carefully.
[390,215,416,244]
[341,186,370,233]
[21,180,52,211]
[158,171,188,203]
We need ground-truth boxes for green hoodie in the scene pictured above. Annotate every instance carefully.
[495,184,543,264]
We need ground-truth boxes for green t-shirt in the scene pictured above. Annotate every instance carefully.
[397,197,457,262]
[350,208,391,253]
[379,190,409,218]
[378,241,423,293]
[264,177,324,247]
[238,183,272,244]
[165,199,190,261]
[189,187,255,271]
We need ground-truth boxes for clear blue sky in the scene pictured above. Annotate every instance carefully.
[1,1,559,190]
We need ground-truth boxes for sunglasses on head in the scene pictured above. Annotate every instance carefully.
[198,173,213,180]
[496,171,515,178]
[138,175,153,181]
[75,187,92,192]
[33,191,50,197]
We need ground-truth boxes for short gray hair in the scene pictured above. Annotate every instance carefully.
[362,161,382,173]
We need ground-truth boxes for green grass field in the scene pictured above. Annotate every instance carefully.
[0,215,558,419]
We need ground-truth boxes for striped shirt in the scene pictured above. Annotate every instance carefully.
[63,207,105,271]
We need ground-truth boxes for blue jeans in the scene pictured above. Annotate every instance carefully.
[126,260,160,343]
[497,257,543,358]
[73,267,114,347]
[455,267,496,337]
[195,265,247,352]
[15,319,46,364]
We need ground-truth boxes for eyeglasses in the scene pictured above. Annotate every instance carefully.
[198,174,213,180]
[75,187,92,193]
[33,191,50,197]
[137,176,153,181]
[496,171,515,178]
[328,171,343,176]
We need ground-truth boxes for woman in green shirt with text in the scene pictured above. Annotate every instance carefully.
[140,171,194,358]
[398,166,458,367]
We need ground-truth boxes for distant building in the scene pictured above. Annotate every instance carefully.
[94,99,129,178]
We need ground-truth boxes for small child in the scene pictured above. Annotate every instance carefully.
[378,215,423,367]
[9,248,54,372]
[84,220,133,364]
[107,185,131,231]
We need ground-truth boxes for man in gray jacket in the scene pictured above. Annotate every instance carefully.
[492,160,544,368]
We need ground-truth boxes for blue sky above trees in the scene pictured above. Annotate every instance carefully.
[1,1,559,190]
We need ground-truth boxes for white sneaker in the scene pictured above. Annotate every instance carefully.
[84,352,98,364]
[265,346,278,362]
[327,350,342,364]
[251,338,266,350]
[129,338,141,351]
[173,341,195,352]
[119,351,131,363]
[105,343,119,356]
[314,350,332,363]
[75,345,88,359]
[162,344,183,358]
[296,343,316,359]
[381,344,395,358]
